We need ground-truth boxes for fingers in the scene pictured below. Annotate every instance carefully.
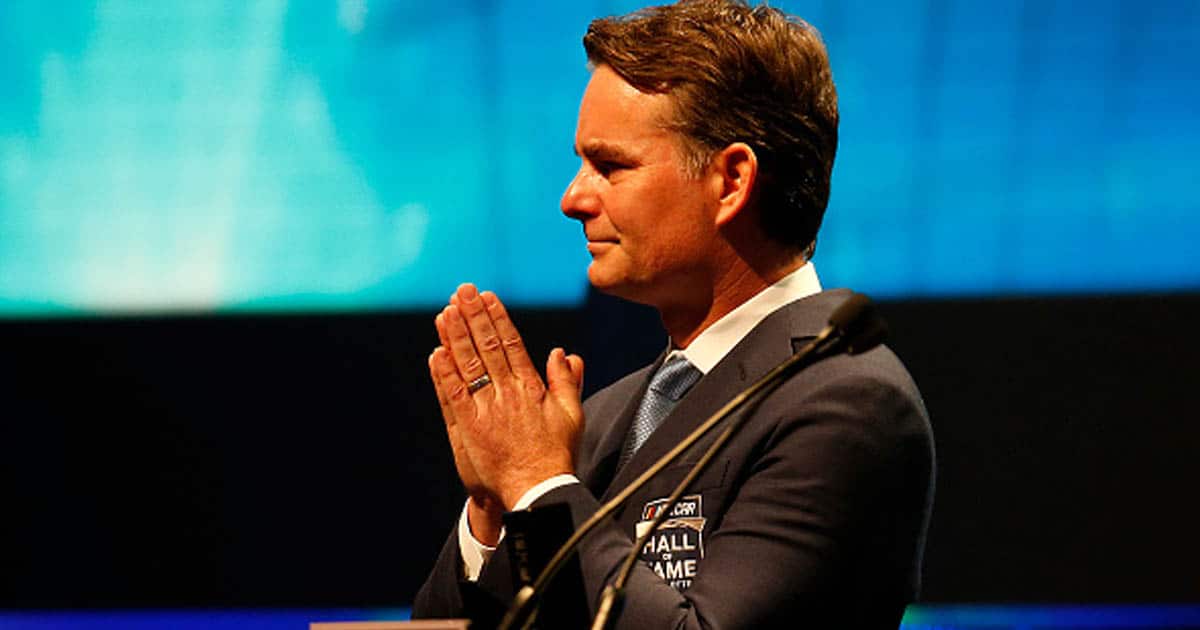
[441,306,489,386]
[438,284,552,404]
[481,290,544,392]
[448,284,513,385]
[429,346,476,421]
[429,347,458,425]
[435,311,452,351]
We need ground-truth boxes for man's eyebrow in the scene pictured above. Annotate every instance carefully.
[575,141,639,164]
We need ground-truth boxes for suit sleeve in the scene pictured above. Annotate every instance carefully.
[412,527,467,617]
[413,525,517,626]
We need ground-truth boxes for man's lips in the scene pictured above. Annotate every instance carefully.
[586,239,617,254]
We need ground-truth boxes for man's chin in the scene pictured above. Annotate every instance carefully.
[587,269,657,307]
[587,267,627,297]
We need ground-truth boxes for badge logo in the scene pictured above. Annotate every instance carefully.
[635,494,706,591]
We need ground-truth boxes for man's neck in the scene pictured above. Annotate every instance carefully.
[661,257,807,349]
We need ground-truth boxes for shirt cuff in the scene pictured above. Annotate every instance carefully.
[456,475,581,582]
[513,474,580,511]
[457,499,496,582]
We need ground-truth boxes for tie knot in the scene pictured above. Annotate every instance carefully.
[649,356,702,402]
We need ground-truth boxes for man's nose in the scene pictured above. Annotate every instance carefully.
[561,168,599,221]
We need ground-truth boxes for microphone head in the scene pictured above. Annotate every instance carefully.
[828,293,889,355]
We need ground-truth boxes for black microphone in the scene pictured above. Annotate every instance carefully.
[498,293,887,630]
[827,291,888,355]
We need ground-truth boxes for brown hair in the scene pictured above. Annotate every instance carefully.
[583,0,839,257]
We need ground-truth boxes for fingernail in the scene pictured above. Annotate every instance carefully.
[462,284,479,301]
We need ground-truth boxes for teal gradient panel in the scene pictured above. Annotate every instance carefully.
[1,1,1197,316]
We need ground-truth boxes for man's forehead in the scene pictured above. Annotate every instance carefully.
[573,68,678,157]
[578,66,674,124]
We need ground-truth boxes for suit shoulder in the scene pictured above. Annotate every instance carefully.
[765,343,931,445]
[823,343,923,400]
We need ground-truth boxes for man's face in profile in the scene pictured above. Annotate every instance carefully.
[560,65,721,309]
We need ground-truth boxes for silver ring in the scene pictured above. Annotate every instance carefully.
[467,373,493,394]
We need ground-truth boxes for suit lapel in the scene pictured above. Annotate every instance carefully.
[601,289,851,499]
[578,358,664,499]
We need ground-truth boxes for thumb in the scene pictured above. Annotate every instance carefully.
[547,348,584,415]
[566,353,584,393]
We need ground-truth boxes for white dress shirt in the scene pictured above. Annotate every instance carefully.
[458,263,823,579]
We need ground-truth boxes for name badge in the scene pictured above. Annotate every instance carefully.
[635,494,707,591]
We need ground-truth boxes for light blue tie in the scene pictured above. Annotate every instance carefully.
[619,356,702,467]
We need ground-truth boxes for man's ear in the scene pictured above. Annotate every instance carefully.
[710,142,758,227]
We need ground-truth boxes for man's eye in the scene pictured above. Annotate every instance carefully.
[596,161,628,176]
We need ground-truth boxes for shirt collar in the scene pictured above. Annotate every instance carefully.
[671,263,822,374]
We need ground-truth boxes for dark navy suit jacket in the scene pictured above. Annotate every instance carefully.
[414,289,935,629]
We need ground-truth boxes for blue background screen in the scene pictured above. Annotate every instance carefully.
[1,0,1196,316]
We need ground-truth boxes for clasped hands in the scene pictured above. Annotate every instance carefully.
[428,284,585,545]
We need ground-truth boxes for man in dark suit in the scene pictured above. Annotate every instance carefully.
[415,1,934,627]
